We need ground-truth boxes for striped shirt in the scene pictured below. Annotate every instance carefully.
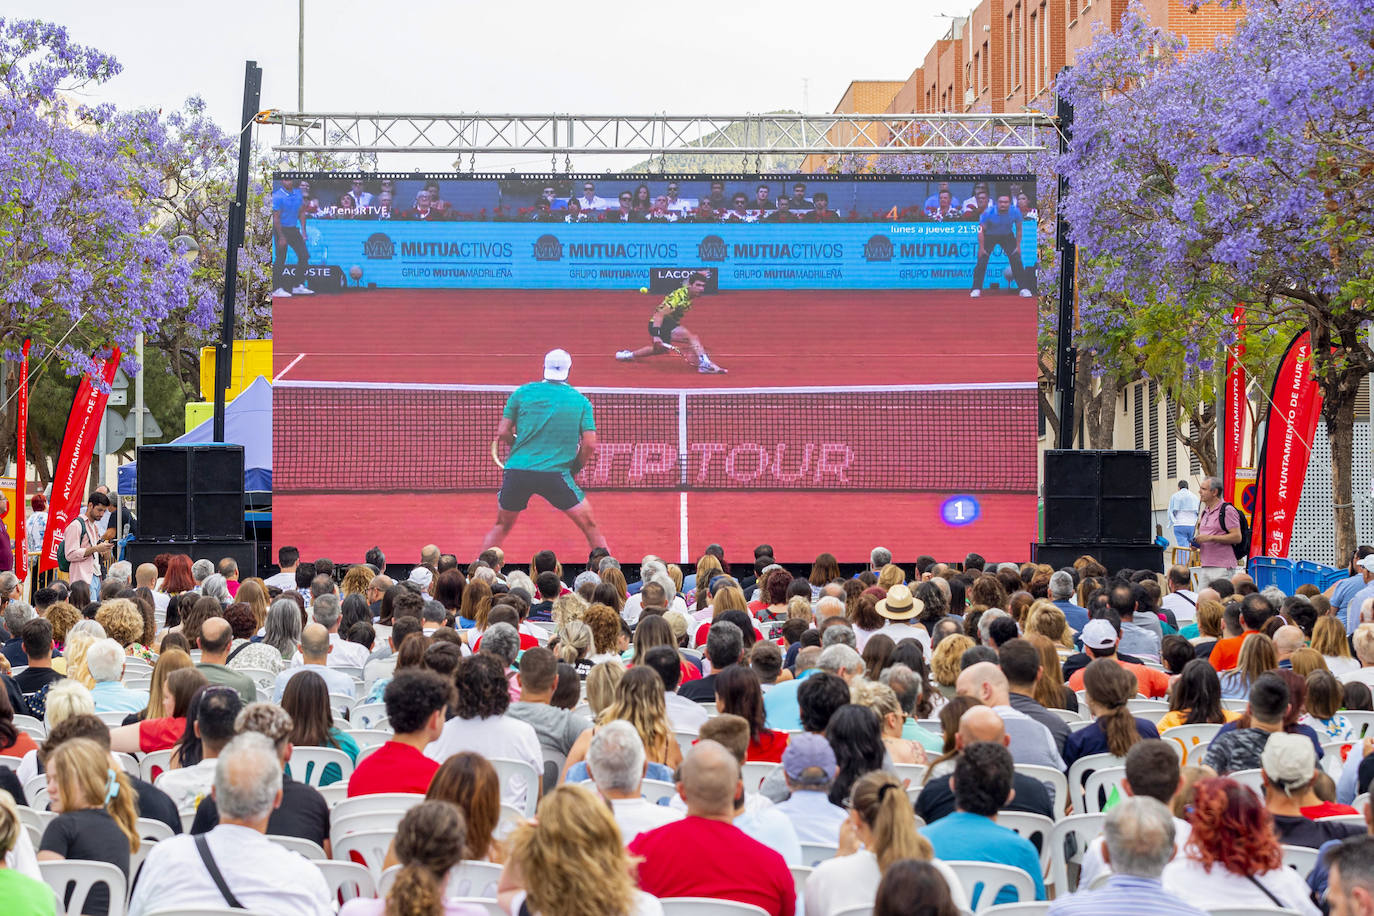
[1047,874,1208,916]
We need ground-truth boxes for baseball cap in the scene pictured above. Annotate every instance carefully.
[408,566,434,590]
[543,348,572,381]
[782,732,838,785]
[1359,555,1374,573]
[1081,619,1118,650]
[1261,731,1316,794]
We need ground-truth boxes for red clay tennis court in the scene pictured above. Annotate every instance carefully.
[270,288,1040,561]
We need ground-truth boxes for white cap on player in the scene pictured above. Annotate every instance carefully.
[543,348,572,381]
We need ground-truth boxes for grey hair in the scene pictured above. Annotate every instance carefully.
[817,643,864,676]
[85,638,126,683]
[483,622,520,663]
[421,600,446,623]
[650,572,677,603]
[215,733,283,821]
[598,556,621,573]
[191,559,215,583]
[587,719,645,793]
[1260,585,1287,607]
[106,560,133,585]
[311,593,341,628]
[69,619,106,640]
[870,546,892,567]
[1103,796,1176,879]
[505,571,535,597]
[201,573,230,603]
[573,570,602,593]
[880,663,922,716]
[1049,571,1075,600]
[0,573,19,599]
[263,599,303,655]
[3,599,33,634]
[816,596,845,620]
[235,702,294,750]
[820,623,855,649]
[1202,475,1223,493]
[978,608,1010,646]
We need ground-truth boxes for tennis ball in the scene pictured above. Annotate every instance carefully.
[639,287,648,294]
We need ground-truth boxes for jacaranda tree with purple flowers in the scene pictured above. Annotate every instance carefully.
[1058,0,1374,560]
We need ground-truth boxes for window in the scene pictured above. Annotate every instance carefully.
[1133,384,1145,451]
[973,52,980,94]
[982,41,990,90]
[1165,393,1178,478]
[1149,380,1160,479]
[1030,9,1039,94]
[1042,2,1051,89]
[1013,2,1023,90]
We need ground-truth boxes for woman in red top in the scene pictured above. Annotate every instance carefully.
[0,687,37,758]
[109,664,207,756]
[716,664,789,762]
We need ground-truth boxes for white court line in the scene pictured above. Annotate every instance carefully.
[274,353,307,382]
[679,491,689,564]
[274,378,1038,395]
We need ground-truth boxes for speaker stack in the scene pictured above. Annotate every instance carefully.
[1033,450,1162,571]
[125,445,256,576]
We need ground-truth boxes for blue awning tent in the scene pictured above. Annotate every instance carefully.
[117,375,273,494]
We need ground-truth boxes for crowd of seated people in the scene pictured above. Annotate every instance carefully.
[7,537,1374,915]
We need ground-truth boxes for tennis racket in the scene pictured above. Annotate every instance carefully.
[490,440,509,469]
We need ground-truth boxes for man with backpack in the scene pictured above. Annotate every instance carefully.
[1193,476,1245,588]
[62,492,113,592]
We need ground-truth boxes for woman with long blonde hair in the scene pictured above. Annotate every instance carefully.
[693,584,749,645]
[38,738,139,916]
[1024,600,1075,649]
[1312,615,1358,677]
[563,666,681,781]
[805,770,968,915]
[1025,632,1074,710]
[692,554,724,612]
[499,785,655,916]
[235,578,271,629]
[600,567,629,606]
[1218,632,1278,700]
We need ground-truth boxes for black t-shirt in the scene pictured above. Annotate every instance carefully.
[678,672,720,703]
[1061,651,1145,681]
[1271,813,1364,849]
[40,807,131,916]
[189,774,329,846]
[15,666,63,695]
[131,775,182,835]
[3,672,27,718]
[914,772,1055,828]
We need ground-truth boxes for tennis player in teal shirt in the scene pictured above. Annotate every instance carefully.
[481,349,608,551]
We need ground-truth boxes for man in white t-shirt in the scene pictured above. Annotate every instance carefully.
[588,720,682,844]
[1168,480,1201,548]
[1160,565,1199,623]
[874,584,932,657]
[135,563,170,612]
[263,546,300,591]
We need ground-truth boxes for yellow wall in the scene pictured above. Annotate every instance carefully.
[199,340,273,401]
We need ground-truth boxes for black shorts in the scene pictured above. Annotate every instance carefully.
[649,317,680,343]
[497,468,585,511]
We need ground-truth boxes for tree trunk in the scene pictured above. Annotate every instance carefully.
[1085,374,1121,449]
[1328,398,1356,565]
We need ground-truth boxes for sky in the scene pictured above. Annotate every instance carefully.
[14,1,953,169]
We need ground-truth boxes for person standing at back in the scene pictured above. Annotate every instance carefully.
[1169,480,1201,549]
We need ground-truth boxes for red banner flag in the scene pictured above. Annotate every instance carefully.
[1223,307,1247,501]
[14,340,30,581]
[39,349,121,574]
[1252,331,1323,559]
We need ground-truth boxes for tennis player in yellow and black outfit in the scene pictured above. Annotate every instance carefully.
[615,273,728,373]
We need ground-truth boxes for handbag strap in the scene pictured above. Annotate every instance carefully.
[1247,874,1285,908]
[194,834,245,909]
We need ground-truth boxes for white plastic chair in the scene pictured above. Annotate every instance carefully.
[331,792,425,823]
[1160,722,1223,760]
[447,860,504,898]
[124,677,152,692]
[266,834,327,859]
[1354,792,1370,811]
[1015,765,1068,820]
[945,861,1037,913]
[345,728,392,750]
[17,805,55,850]
[1049,707,1084,723]
[332,665,365,681]
[799,842,839,866]
[741,761,781,794]
[285,746,354,786]
[330,809,408,852]
[1130,707,1170,725]
[25,774,50,810]
[328,692,355,718]
[316,859,376,902]
[114,752,140,778]
[1281,844,1319,876]
[1230,768,1265,797]
[981,904,1050,916]
[1047,813,1106,895]
[332,828,394,881]
[660,899,770,915]
[14,714,45,736]
[1125,698,1168,714]
[350,701,390,730]
[139,748,175,783]
[489,756,540,817]
[790,864,812,897]
[94,710,131,727]
[893,762,926,786]
[1316,814,1368,827]
[40,859,128,916]
[1343,710,1374,739]
[1081,766,1127,814]
[136,816,174,842]
[641,779,677,803]
[993,812,1055,880]
[673,728,698,758]
[317,783,348,807]
[1066,753,1125,815]
[1321,741,1349,777]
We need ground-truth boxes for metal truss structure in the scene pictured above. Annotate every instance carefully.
[259,111,1055,161]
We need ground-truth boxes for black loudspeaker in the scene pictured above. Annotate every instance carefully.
[137,445,244,540]
[125,539,257,578]
[1032,541,1163,572]
[1043,450,1152,544]
[1044,451,1101,498]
